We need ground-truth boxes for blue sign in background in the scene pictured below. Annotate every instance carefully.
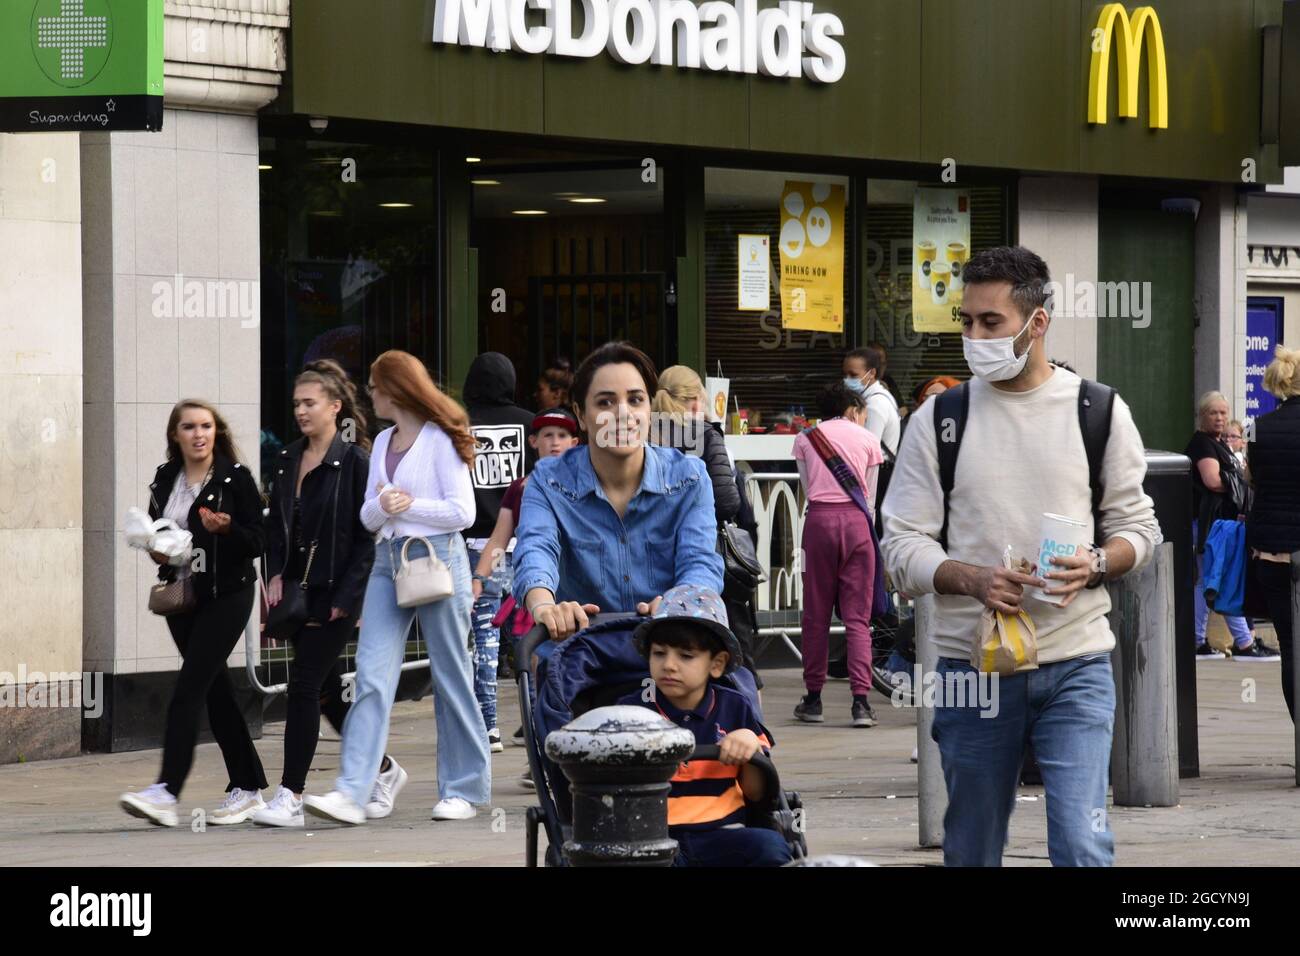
[1245,302,1283,421]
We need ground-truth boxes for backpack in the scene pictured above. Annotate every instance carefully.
[933,379,1116,550]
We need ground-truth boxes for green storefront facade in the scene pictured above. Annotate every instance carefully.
[257,0,1291,458]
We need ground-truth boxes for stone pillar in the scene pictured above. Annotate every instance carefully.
[0,131,85,763]
[1017,175,1100,379]
[80,0,287,752]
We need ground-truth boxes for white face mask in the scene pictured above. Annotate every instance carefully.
[962,315,1036,382]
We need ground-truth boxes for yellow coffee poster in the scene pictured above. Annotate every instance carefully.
[779,181,845,333]
[912,188,971,333]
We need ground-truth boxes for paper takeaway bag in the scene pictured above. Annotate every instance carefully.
[969,549,1039,676]
[705,362,729,424]
[971,607,1039,676]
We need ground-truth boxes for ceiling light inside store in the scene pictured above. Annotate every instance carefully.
[568,197,606,204]
[379,203,413,208]
[512,209,548,216]
[466,157,482,163]
[258,164,272,171]
[471,179,501,186]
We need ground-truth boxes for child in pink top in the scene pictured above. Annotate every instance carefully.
[791,382,884,727]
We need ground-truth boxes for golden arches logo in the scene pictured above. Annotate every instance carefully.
[1087,3,1168,129]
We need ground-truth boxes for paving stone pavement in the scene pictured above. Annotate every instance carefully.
[1,659,1296,866]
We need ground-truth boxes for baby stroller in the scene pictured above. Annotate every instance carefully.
[516,613,808,867]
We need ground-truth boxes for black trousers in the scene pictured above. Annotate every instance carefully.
[281,615,354,794]
[1254,560,1296,722]
[160,584,268,797]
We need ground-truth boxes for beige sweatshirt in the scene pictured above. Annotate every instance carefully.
[881,367,1162,663]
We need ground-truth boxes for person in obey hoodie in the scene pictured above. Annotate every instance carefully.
[462,352,536,751]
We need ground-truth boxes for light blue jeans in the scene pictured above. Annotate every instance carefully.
[334,533,491,806]
[932,653,1115,867]
[467,547,512,733]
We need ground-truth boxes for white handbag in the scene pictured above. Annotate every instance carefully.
[392,536,454,608]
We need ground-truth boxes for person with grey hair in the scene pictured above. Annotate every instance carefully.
[1184,391,1272,659]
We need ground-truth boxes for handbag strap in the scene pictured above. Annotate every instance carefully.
[805,426,874,524]
[399,535,434,567]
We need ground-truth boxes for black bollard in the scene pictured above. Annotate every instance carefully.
[545,705,695,867]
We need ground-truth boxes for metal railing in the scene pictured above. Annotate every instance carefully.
[242,576,430,699]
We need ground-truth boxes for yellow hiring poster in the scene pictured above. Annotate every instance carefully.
[779,181,845,333]
[912,188,971,333]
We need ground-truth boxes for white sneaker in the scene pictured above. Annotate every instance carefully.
[364,757,409,820]
[303,790,366,826]
[488,728,504,754]
[119,783,179,828]
[252,786,304,828]
[210,787,267,825]
[431,797,476,821]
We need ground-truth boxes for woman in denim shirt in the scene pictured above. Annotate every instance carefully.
[512,342,725,641]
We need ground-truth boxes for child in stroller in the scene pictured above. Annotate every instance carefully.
[518,585,806,867]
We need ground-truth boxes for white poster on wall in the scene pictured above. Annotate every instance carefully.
[738,234,771,311]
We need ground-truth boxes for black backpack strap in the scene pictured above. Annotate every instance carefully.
[1077,379,1116,542]
[933,382,970,551]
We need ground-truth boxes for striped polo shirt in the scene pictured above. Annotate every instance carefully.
[619,683,773,832]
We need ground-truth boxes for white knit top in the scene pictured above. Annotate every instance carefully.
[360,422,476,539]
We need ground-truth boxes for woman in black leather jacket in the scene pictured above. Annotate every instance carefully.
[255,360,376,826]
[1246,346,1300,721]
[119,400,268,828]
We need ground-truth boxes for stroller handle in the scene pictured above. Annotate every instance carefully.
[514,612,643,674]
[687,745,781,812]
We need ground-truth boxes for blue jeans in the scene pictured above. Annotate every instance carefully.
[672,826,792,867]
[467,547,512,733]
[334,534,491,806]
[931,654,1115,867]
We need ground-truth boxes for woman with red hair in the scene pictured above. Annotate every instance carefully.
[304,351,490,826]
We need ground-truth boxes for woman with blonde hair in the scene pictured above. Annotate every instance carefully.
[304,351,489,825]
[1245,345,1300,719]
[119,400,268,827]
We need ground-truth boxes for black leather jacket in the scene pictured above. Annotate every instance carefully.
[148,452,264,601]
[265,433,374,617]
[1247,396,1300,554]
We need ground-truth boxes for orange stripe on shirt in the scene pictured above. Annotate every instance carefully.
[667,788,746,827]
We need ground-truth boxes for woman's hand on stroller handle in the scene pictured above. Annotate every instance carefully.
[635,596,663,616]
[533,600,602,642]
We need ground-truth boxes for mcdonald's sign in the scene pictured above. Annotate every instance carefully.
[1087,3,1168,129]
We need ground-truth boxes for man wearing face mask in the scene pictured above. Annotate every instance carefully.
[881,246,1160,867]
[842,346,901,460]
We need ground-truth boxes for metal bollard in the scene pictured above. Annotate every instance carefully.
[545,705,695,867]
[914,594,946,848]
[1292,552,1300,787]
[1107,541,1179,807]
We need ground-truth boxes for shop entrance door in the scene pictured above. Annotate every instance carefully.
[1098,200,1195,452]
[470,162,665,407]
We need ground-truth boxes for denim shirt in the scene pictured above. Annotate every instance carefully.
[511,444,724,613]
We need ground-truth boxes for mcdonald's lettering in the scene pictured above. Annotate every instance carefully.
[1087,3,1168,129]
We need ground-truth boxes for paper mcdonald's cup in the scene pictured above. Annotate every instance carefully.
[1032,512,1091,607]
[930,260,952,305]
[947,241,969,290]
[916,240,937,290]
